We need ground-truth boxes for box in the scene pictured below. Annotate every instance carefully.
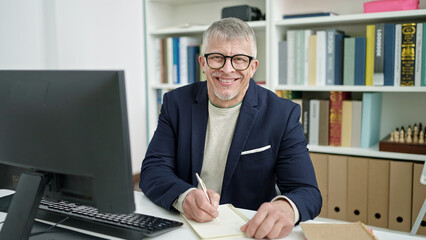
[379,135,426,155]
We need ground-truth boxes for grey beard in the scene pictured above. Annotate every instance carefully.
[214,88,239,101]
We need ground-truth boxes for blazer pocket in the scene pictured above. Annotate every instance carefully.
[241,145,271,155]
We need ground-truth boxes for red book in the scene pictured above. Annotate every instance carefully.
[329,91,351,146]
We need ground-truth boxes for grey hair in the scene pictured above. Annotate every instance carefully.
[202,17,257,58]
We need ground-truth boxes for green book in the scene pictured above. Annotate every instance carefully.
[343,38,356,85]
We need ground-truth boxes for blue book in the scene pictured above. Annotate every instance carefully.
[172,37,180,84]
[325,29,345,85]
[187,45,200,84]
[354,37,366,86]
[383,23,396,86]
[283,12,337,19]
[360,92,382,148]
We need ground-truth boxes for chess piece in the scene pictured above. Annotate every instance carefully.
[399,127,405,143]
[406,125,412,143]
[413,124,419,144]
[420,129,425,144]
[389,132,394,142]
[394,128,400,143]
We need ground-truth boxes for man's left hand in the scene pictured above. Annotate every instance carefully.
[240,200,295,239]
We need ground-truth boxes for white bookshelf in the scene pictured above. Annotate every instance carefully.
[144,0,426,162]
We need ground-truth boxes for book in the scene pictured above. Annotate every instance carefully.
[308,35,317,86]
[400,23,417,86]
[383,23,396,86]
[309,99,320,145]
[179,37,200,85]
[360,92,382,148]
[287,30,296,86]
[325,29,345,85]
[316,31,327,86]
[187,45,200,84]
[329,92,351,146]
[341,100,353,147]
[363,0,419,13]
[182,204,248,239]
[283,12,338,19]
[294,30,305,85]
[422,22,426,86]
[304,30,314,86]
[414,23,423,87]
[365,24,376,86]
[354,37,367,86]
[343,38,356,86]
[319,99,330,146]
[302,97,311,143]
[278,41,288,85]
[394,24,402,86]
[373,23,385,86]
[351,101,362,148]
[172,37,180,84]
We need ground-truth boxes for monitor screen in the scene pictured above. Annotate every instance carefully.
[0,70,135,239]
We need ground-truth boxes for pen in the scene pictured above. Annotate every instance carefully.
[195,173,219,222]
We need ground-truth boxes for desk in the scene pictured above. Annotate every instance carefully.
[0,190,425,240]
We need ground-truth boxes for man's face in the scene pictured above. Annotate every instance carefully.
[199,38,258,108]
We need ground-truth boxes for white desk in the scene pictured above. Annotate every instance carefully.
[1,190,425,239]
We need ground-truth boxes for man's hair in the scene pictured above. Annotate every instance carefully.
[202,17,257,58]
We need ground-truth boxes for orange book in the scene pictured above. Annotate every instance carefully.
[329,91,351,146]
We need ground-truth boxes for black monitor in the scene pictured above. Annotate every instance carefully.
[0,70,135,239]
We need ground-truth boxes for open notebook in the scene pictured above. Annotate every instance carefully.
[182,204,249,239]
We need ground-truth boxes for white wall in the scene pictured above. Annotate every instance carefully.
[0,0,146,175]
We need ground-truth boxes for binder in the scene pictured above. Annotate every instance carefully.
[310,153,328,217]
[412,163,426,235]
[328,155,347,220]
[347,157,368,223]
[388,161,413,232]
[367,159,390,228]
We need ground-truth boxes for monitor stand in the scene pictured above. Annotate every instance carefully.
[0,172,50,239]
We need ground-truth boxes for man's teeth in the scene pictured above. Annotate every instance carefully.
[218,78,234,83]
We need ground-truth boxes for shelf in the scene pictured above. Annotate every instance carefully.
[151,83,186,89]
[308,145,426,162]
[150,21,266,36]
[276,9,426,27]
[274,85,426,92]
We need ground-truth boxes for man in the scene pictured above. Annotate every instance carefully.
[140,17,321,239]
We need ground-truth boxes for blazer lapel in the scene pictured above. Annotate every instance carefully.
[191,84,208,185]
[221,79,259,194]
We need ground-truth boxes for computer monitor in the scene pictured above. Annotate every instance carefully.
[0,70,135,239]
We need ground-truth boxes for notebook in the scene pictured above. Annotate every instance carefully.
[182,204,249,239]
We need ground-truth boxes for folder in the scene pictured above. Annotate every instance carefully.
[328,155,347,220]
[347,157,368,223]
[388,161,413,232]
[412,163,426,235]
[367,159,390,228]
[310,153,328,218]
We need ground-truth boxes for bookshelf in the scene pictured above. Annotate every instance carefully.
[143,0,426,162]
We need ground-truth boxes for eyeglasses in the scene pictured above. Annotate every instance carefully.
[204,53,254,71]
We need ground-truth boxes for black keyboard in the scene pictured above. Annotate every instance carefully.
[36,199,183,240]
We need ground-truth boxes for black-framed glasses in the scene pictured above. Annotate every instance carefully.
[204,53,254,71]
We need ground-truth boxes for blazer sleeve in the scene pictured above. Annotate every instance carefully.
[276,103,322,223]
[139,92,193,210]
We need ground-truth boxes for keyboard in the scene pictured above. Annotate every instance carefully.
[36,199,183,240]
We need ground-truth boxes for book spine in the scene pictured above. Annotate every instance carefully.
[309,99,320,145]
[316,31,327,86]
[287,30,296,86]
[294,30,305,85]
[172,37,180,84]
[304,30,313,86]
[341,100,353,147]
[308,35,317,86]
[383,23,396,86]
[167,37,174,84]
[373,23,385,86]
[351,101,362,148]
[365,24,376,86]
[278,41,288,85]
[329,91,351,146]
[415,23,423,87]
[354,37,367,85]
[343,38,355,86]
[400,23,417,86]
[302,98,310,143]
[187,45,200,84]
[360,93,382,148]
[334,33,344,85]
[422,22,426,86]
[326,30,336,85]
[394,24,402,86]
[318,100,330,146]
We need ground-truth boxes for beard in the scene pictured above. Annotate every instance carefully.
[211,72,243,101]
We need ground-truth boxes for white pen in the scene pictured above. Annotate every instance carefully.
[195,173,219,222]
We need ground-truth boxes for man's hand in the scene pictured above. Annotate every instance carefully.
[240,199,295,239]
[182,188,220,222]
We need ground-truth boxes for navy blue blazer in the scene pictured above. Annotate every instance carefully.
[140,79,322,223]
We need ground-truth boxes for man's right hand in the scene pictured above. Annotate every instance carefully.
[182,188,220,222]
